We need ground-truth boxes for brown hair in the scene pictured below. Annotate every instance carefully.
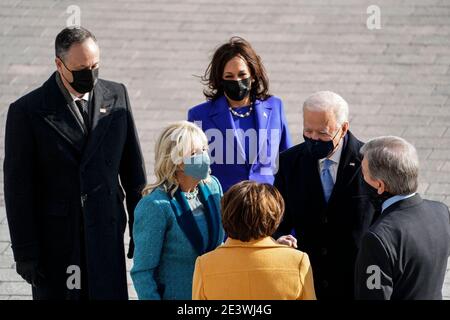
[202,36,271,101]
[221,181,285,242]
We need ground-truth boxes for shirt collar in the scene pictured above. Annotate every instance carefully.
[382,193,416,213]
[70,91,89,102]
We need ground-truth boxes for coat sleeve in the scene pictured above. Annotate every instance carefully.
[192,257,207,300]
[119,84,147,259]
[273,153,293,239]
[130,198,167,300]
[299,253,316,300]
[187,108,195,122]
[354,231,394,300]
[278,99,293,152]
[187,107,205,130]
[3,101,40,262]
[210,175,223,197]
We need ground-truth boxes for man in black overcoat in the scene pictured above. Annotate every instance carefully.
[4,27,147,300]
[274,91,376,300]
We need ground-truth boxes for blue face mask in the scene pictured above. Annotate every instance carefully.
[182,152,211,180]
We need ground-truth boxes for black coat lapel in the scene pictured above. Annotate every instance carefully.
[299,150,327,211]
[38,73,86,154]
[81,80,116,166]
[328,131,362,204]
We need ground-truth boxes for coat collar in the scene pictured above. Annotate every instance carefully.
[208,95,273,129]
[297,131,363,207]
[221,236,286,248]
[169,180,222,255]
[381,193,423,216]
[80,78,116,166]
[328,131,362,202]
[37,72,116,165]
[54,71,88,134]
[38,72,86,154]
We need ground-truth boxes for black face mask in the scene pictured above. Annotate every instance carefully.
[364,180,393,212]
[59,57,99,94]
[303,128,341,160]
[222,77,251,101]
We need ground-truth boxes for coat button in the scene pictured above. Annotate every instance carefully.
[322,216,328,224]
[322,280,329,288]
[321,248,328,256]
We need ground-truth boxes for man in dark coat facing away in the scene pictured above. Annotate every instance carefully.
[3,27,147,300]
[355,136,450,300]
[273,91,377,300]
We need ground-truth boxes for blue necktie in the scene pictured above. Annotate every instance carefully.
[321,158,335,203]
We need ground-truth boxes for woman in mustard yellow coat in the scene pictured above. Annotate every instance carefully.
[192,181,316,300]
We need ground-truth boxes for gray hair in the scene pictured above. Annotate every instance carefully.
[360,136,419,195]
[55,27,97,61]
[303,91,349,126]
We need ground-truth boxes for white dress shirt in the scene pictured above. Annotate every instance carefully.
[318,139,343,184]
[70,92,89,103]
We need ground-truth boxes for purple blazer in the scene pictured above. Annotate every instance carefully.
[188,95,292,192]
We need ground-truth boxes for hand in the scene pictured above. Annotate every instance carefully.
[16,260,45,287]
[276,235,298,248]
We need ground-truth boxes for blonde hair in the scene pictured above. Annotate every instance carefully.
[142,121,210,197]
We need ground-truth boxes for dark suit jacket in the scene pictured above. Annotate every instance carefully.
[354,194,450,300]
[274,131,376,300]
[3,72,147,299]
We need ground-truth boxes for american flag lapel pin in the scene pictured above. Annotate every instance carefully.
[100,107,107,114]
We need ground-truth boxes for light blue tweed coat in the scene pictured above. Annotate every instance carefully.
[131,176,224,300]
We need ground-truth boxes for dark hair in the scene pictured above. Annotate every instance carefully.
[202,36,271,101]
[221,181,284,242]
[55,27,97,61]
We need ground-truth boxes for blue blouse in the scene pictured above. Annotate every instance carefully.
[231,105,256,164]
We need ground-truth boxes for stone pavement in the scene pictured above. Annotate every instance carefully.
[1,0,450,300]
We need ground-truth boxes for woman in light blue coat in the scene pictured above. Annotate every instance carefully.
[131,121,224,300]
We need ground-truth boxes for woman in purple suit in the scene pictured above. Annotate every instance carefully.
[188,37,292,192]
